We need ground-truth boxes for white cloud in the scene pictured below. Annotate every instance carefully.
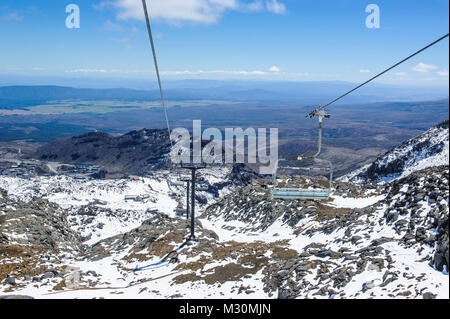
[284,72,309,78]
[110,0,238,24]
[392,77,411,81]
[92,1,115,11]
[240,1,264,12]
[62,67,311,79]
[394,72,409,76]
[412,62,437,73]
[94,0,286,24]
[1,12,24,22]
[160,69,310,78]
[111,36,134,49]
[437,69,449,77]
[269,66,281,72]
[103,19,124,31]
[359,69,370,73]
[113,37,131,43]
[160,69,267,76]
[65,69,109,74]
[266,0,286,14]
[64,68,267,76]
[237,0,286,14]
[130,26,140,35]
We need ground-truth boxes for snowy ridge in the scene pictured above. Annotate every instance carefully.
[0,167,233,246]
[342,120,449,183]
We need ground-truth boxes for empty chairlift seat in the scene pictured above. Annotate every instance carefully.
[271,188,331,200]
[271,158,333,200]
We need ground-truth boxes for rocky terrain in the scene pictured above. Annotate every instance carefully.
[343,120,449,183]
[0,121,448,299]
[265,165,448,299]
[0,165,238,245]
[0,188,84,291]
[0,163,447,299]
[33,129,172,176]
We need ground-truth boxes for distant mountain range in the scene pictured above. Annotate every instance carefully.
[1,81,448,108]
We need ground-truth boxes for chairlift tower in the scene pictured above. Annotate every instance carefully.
[178,177,191,221]
[179,162,207,242]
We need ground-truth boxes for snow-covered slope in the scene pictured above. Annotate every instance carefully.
[343,120,449,183]
[0,167,234,246]
[1,164,448,299]
[1,119,449,299]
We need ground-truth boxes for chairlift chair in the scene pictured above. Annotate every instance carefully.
[271,106,333,200]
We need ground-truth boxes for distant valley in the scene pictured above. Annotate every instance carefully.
[0,84,448,176]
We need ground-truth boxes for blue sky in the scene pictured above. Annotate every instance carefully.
[0,0,448,87]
